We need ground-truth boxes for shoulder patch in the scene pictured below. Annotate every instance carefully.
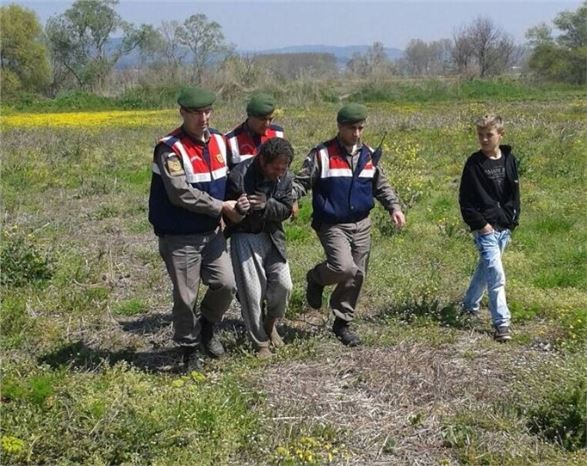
[165,155,184,176]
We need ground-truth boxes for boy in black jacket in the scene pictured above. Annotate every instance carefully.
[459,114,520,342]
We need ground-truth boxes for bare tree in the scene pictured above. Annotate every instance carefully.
[346,42,394,77]
[346,51,369,76]
[400,38,453,76]
[452,17,516,77]
[367,41,390,75]
[469,17,514,76]
[216,53,263,94]
[404,39,430,75]
[452,25,476,75]
[433,38,454,75]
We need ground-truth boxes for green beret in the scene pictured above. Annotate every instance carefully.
[177,86,216,109]
[246,93,276,117]
[337,103,367,124]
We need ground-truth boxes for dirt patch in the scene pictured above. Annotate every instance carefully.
[255,336,552,465]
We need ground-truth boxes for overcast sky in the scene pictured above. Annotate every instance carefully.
[11,0,583,50]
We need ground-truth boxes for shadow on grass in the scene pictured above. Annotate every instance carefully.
[118,311,172,335]
[38,315,320,373]
[119,311,318,344]
[371,299,491,332]
[38,340,183,373]
[215,317,320,354]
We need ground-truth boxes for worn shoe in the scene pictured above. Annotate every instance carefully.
[494,325,512,343]
[181,346,203,372]
[332,318,361,347]
[306,270,324,309]
[199,316,225,357]
[256,346,273,359]
[264,316,285,348]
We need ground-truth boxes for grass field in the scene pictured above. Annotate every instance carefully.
[1,89,586,464]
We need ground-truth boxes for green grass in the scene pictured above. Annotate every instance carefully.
[2,86,185,113]
[1,84,586,464]
[349,77,585,103]
[2,78,585,114]
[441,352,587,464]
[0,362,265,464]
[113,298,149,317]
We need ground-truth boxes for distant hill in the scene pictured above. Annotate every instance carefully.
[115,42,404,68]
[242,45,404,64]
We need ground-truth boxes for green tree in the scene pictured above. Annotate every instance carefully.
[135,24,165,66]
[177,13,231,84]
[527,1,587,84]
[153,20,188,82]
[0,4,51,98]
[45,0,154,91]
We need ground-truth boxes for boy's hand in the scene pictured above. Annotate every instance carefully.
[390,210,406,229]
[479,224,494,234]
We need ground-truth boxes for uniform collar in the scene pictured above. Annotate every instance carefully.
[181,126,210,145]
[336,135,363,156]
[244,120,267,139]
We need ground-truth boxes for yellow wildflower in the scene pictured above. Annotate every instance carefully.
[1,436,24,455]
[0,110,175,129]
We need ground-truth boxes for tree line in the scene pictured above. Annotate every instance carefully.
[1,0,585,101]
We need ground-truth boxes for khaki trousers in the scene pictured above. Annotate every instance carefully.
[309,217,372,321]
[159,230,236,347]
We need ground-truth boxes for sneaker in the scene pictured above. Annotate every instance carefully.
[306,270,324,309]
[494,325,512,342]
[181,346,203,372]
[199,316,225,357]
[332,318,361,347]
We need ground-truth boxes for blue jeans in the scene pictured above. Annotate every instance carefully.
[463,229,511,327]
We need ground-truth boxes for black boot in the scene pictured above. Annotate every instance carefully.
[332,318,361,347]
[181,346,203,372]
[199,316,225,358]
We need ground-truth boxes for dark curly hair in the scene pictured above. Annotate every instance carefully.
[257,138,294,166]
